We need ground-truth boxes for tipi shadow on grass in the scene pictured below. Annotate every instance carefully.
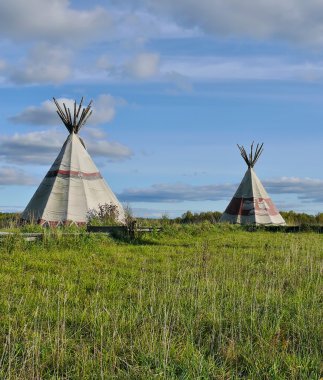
[220,143,286,225]
[21,97,125,227]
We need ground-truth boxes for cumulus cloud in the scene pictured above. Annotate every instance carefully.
[9,100,59,126]
[0,0,111,43]
[264,177,323,203]
[86,140,133,161]
[119,183,235,202]
[0,130,65,165]
[0,166,36,185]
[128,0,323,45]
[5,0,322,47]
[119,177,323,204]
[84,128,107,139]
[125,53,160,79]
[0,129,132,165]
[2,1,323,88]
[161,56,323,82]
[0,0,196,45]
[91,94,126,125]
[10,94,125,126]
[97,53,323,83]
[113,9,199,41]
[0,2,117,85]
[9,43,72,84]
[96,52,161,80]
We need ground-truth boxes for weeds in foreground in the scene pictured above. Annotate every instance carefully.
[0,226,321,379]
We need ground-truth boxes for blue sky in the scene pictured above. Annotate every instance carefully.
[1,0,323,217]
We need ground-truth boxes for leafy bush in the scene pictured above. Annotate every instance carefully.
[0,212,20,229]
[87,203,120,226]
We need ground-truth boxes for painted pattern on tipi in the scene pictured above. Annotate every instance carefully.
[220,144,286,225]
[21,98,125,226]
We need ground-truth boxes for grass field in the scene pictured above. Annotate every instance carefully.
[0,224,322,379]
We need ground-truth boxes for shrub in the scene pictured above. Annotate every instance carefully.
[87,203,120,226]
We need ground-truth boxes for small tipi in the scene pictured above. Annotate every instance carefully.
[22,97,125,226]
[220,143,286,225]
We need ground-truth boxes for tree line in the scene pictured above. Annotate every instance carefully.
[2,210,323,227]
[174,210,323,225]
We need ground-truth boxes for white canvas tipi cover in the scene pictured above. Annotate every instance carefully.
[21,98,125,226]
[220,143,286,225]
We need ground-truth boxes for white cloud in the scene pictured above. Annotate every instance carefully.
[4,0,322,47]
[115,9,200,40]
[0,130,65,165]
[2,1,323,88]
[7,50,323,85]
[91,94,126,125]
[9,100,59,126]
[125,53,160,79]
[95,52,161,81]
[94,53,323,84]
[0,129,132,165]
[10,94,125,126]
[84,128,107,139]
[264,177,323,203]
[129,0,323,45]
[9,43,72,84]
[160,56,323,82]
[119,182,235,202]
[119,177,323,204]
[0,0,111,43]
[0,166,36,185]
[86,140,133,161]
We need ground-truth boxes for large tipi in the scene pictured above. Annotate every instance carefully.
[22,98,125,226]
[220,143,286,225]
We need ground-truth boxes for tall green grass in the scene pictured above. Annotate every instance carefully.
[0,225,322,379]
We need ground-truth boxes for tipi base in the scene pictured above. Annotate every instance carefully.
[220,213,286,225]
[21,218,86,227]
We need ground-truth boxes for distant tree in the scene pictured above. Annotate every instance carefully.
[280,211,317,225]
[181,211,194,223]
[178,210,222,224]
[0,212,20,228]
[315,213,323,224]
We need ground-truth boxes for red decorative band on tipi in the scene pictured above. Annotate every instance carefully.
[21,97,125,226]
[46,169,103,180]
[224,197,279,216]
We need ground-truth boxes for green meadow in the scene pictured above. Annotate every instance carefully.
[0,224,322,379]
